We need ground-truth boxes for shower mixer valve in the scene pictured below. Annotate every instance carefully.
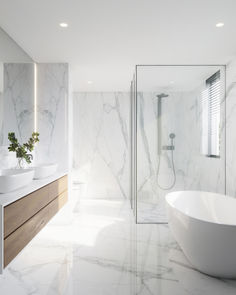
[162,133,175,150]
[162,145,175,150]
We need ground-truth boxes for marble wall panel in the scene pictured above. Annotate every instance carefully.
[226,58,236,197]
[137,67,226,223]
[2,63,34,145]
[0,63,34,168]
[73,92,131,200]
[0,63,69,171]
[0,91,3,145]
[36,63,69,171]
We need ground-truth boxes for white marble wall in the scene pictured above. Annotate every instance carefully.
[137,72,226,222]
[36,63,69,171]
[0,63,69,170]
[136,92,163,221]
[162,87,225,193]
[0,64,3,142]
[73,92,131,200]
[0,63,34,168]
[0,91,3,144]
[226,58,236,197]
[2,63,34,145]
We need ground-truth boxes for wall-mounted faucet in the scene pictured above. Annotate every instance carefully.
[162,133,175,151]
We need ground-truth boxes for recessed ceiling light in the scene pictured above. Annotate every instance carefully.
[87,81,93,84]
[216,22,224,28]
[60,23,68,28]
[169,81,175,85]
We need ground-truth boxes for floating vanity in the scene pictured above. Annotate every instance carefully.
[0,171,68,273]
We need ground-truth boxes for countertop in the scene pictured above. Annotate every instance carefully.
[0,171,68,207]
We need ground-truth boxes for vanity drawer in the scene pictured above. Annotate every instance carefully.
[4,175,68,238]
[4,190,68,267]
[48,175,68,202]
[4,185,49,238]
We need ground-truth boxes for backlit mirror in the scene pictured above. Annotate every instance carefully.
[0,27,35,168]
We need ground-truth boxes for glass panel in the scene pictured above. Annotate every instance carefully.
[131,73,137,217]
[135,65,225,223]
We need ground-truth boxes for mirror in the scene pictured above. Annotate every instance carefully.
[0,27,35,168]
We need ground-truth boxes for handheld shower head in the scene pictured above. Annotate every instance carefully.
[169,133,175,139]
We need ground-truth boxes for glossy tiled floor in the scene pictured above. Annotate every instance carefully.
[0,190,236,294]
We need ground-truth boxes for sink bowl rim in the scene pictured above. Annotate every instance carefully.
[32,163,58,168]
[0,168,35,178]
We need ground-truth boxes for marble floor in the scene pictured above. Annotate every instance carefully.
[0,190,236,294]
[137,201,167,224]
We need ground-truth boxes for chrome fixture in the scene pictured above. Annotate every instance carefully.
[156,93,176,190]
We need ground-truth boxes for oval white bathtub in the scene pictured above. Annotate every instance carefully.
[166,191,236,278]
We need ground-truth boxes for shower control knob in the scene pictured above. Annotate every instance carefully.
[162,145,175,150]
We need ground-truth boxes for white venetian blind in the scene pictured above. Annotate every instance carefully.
[201,70,221,157]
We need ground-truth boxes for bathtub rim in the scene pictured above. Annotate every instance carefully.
[165,190,236,227]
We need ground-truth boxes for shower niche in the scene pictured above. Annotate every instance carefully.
[131,65,226,223]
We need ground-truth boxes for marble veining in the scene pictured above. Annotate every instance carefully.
[226,58,236,197]
[36,63,69,171]
[0,190,235,294]
[0,63,34,169]
[136,68,226,223]
[0,63,69,171]
[73,92,131,200]
[2,63,34,145]
[0,91,3,144]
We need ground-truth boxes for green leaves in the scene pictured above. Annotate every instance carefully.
[8,132,19,152]
[8,132,40,165]
[23,132,40,152]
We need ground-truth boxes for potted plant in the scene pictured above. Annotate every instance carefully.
[8,132,39,169]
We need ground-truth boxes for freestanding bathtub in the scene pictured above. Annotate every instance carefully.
[166,191,236,278]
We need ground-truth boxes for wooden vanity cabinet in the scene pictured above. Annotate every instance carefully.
[3,175,68,267]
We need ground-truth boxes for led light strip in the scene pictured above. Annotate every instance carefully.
[34,63,37,132]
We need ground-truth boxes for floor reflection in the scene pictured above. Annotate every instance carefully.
[0,190,235,294]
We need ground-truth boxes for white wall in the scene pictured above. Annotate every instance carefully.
[73,92,131,200]
[0,63,69,171]
[2,63,34,145]
[0,27,32,62]
[36,63,69,171]
[226,57,236,197]
[136,67,226,223]
[0,63,34,169]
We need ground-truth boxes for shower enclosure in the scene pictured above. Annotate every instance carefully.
[131,65,226,224]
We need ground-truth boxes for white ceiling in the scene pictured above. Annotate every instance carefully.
[0,0,236,91]
[137,65,224,92]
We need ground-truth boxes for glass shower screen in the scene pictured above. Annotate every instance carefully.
[132,65,226,224]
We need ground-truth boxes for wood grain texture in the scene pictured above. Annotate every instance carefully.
[48,175,68,203]
[4,186,49,238]
[4,175,68,238]
[0,206,3,274]
[4,190,68,267]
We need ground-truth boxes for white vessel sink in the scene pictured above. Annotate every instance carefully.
[0,169,35,193]
[33,163,58,179]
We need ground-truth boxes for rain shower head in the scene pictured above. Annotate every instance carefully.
[156,93,169,99]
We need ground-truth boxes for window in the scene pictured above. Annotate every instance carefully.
[201,70,221,157]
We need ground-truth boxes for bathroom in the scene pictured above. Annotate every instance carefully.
[1,1,236,294]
